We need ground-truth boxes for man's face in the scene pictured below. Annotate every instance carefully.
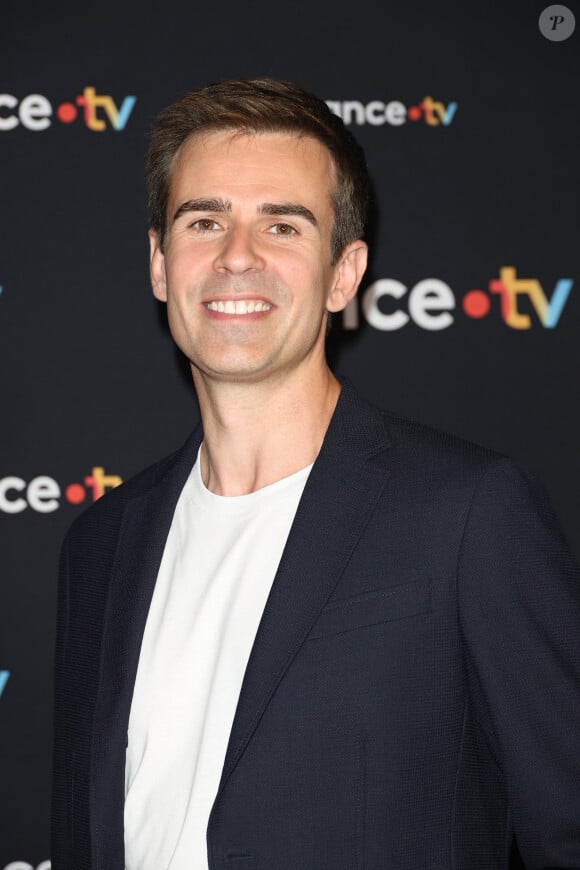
[150,129,366,386]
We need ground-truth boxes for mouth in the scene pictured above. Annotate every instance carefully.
[204,299,273,315]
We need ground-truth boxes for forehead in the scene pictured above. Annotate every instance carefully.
[168,129,336,205]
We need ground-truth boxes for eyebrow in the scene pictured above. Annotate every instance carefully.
[173,197,231,222]
[258,203,318,227]
[172,198,318,227]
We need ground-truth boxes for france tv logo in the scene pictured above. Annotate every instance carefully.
[344,267,574,332]
[326,96,458,127]
[0,87,136,132]
[0,466,123,514]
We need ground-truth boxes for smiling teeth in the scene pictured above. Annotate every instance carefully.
[207,300,272,314]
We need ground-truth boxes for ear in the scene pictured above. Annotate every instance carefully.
[149,229,167,302]
[326,241,368,313]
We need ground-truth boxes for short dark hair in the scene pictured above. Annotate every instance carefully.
[146,77,370,263]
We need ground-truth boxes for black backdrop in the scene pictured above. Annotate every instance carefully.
[1,2,578,866]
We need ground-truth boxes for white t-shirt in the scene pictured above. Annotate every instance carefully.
[124,450,312,870]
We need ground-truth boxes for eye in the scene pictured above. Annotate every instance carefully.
[191,218,220,232]
[268,223,297,236]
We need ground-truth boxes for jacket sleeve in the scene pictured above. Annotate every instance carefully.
[457,458,580,868]
[51,534,71,869]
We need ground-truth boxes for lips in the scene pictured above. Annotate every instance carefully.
[205,299,272,314]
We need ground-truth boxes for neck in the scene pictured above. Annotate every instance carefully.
[191,365,341,496]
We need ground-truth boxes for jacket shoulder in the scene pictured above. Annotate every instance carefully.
[62,433,197,549]
[381,408,501,468]
[338,378,516,488]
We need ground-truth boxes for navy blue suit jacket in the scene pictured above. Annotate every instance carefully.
[51,380,580,869]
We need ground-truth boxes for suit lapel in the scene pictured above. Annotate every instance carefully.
[90,426,202,869]
[217,381,391,792]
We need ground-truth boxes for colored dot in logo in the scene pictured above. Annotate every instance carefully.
[462,289,491,318]
[56,102,78,123]
[407,106,422,121]
[65,482,86,504]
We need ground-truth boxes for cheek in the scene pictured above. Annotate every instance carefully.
[168,235,212,269]
[165,256,204,298]
[280,255,329,294]
[165,295,188,333]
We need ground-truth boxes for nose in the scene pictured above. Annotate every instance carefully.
[213,224,265,275]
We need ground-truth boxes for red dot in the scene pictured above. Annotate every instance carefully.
[462,290,491,318]
[56,102,77,123]
[65,482,86,504]
[407,106,422,121]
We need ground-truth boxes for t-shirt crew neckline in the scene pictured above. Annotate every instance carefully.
[189,445,314,512]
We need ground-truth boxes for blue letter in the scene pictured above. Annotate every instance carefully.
[545,279,573,328]
[113,96,136,131]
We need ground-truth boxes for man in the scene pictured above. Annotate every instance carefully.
[51,78,580,870]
